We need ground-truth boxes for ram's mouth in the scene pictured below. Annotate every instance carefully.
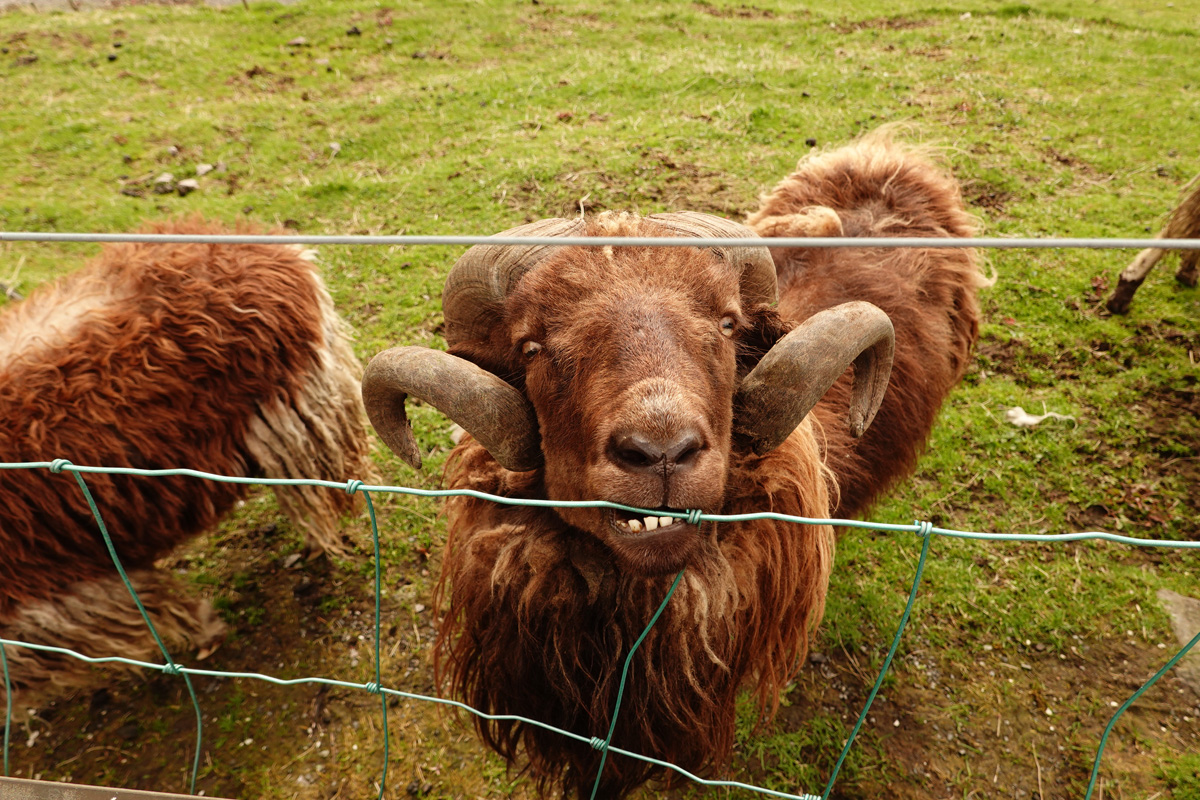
[609,507,690,537]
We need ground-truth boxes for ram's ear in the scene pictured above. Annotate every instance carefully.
[736,303,792,381]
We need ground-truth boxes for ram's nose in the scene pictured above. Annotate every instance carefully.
[607,429,706,476]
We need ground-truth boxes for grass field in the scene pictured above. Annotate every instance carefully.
[1,0,1199,798]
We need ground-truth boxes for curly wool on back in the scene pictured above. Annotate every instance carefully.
[0,219,373,709]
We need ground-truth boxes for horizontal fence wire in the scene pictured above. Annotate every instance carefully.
[1,460,1198,800]
[2,231,1200,249]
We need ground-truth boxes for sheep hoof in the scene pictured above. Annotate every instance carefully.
[195,642,221,661]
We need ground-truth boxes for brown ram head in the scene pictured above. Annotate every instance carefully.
[362,211,894,574]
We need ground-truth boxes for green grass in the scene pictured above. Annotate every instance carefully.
[2,0,1199,798]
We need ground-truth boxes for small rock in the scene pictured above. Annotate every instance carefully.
[805,137,818,147]
[328,141,341,156]
[808,652,828,664]
[153,173,175,194]
[196,163,214,177]
[346,26,362,36]
[1158,589,1200,694]
[282,552,304,569]
[287,37,308,47]
[176,179,199,197]
[107,53,118,62]
[167,145,179,156]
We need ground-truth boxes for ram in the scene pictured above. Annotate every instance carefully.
[0,220,372,708]
[363,132,988,798]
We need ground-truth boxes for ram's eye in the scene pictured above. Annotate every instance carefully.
[719,316,736,338]
[522,341,543,357]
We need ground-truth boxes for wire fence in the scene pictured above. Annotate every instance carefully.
[1,460,1198,800]
[3,231,1200,250]
[2,228,1198,796]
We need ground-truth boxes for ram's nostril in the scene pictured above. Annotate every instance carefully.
[610,433,663,472]
[618,448,654,468]
[666,434,704,467]
[673,444,702,466]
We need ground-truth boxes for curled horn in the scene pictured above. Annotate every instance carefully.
[646,211,778,306]
[734,301,895,455]
[442,217,586,348]
[363,219,584,472]
[362,347,541,471]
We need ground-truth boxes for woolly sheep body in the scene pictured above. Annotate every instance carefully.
[0,220,373,709]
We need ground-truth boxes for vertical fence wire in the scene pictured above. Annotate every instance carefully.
[588,568,686,800]
[63,462,206,795]
[1,462,1198,799]
[360,488,391,800]
[821,522,933,800]
[1,642,10,777]
[1083,625,1200,800]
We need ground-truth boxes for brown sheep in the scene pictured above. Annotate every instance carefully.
[0,219,373,709]
[1105,171,1200,314]
[361,132,987,798]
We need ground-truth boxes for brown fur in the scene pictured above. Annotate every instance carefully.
[749,130,988,516]
[0,219,373,709]
[439,431,832,798]
[433,133,987,798]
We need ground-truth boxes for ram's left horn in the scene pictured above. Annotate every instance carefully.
[734,301,895,454]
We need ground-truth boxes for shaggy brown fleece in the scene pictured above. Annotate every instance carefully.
[433,131,987,798]
[0,219,372,708]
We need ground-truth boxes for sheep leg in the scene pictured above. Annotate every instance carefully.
[1176,251,1199,287]
[1106,244,1165,314]
[0,570,225,713]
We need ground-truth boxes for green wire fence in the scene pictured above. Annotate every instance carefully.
[1,459,1198,800]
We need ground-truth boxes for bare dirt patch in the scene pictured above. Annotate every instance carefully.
[766,636,1200,799]
[693,2,778,20]
[962,178,1019,216]
[499,153,754,221]
[832,16,935,34]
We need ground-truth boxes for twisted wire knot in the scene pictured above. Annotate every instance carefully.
[49,458,72,474]
[914,519,934,538]
[161,663,183,676]
[588,737,608,752]
[345,479,364,495]
[363,682,382,695]
[685,508,703,526]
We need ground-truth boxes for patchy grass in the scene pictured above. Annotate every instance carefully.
[1,0,1198,798]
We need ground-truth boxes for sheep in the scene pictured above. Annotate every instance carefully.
[361,132,988,798]
[1106,171,1200,314]
[0,219,373,709]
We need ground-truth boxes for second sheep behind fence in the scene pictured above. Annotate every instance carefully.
[0,219,374,710]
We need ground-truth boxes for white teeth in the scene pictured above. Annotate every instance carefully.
[617,513,680,534]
